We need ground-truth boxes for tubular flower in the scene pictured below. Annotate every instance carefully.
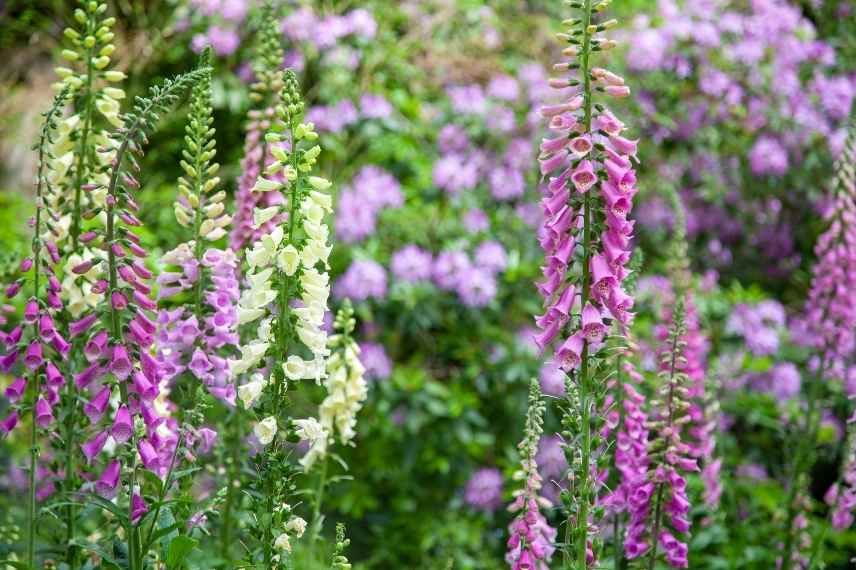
[506,380,557,570]
[534,0,638,564]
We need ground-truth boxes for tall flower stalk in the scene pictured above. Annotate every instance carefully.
[0,85,71,570]
[506,379,557,570]
[69,68,208,570]
[229,3,287,252]
[49,6,125,564]
[157,47,238,412]
[782,123,856,570]
[536,0,637,565]
[228,67,335,566]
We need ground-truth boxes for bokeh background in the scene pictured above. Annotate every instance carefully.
[1,0,855,567]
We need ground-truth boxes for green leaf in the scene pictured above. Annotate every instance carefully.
[166,535,198,568]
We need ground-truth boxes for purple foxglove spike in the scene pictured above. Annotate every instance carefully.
[111,405,133,444]
[45,361,65,388]
[85,330,109,362]
[84,386,112,423]
[5,281,22,299]
[38,314,55,341]
[81,431,109,463]
[111,291,128,311]
[35,398,54,427]
[110,345,133,380]
[132,371,157,401]
[95,460,121,498]
[19,257,33,272]
[127,320,151,345]
[24,340,44,370]
[24,298,39,323]
[0,349,19,373]
[138,439,159,471]
[131,493,148,523]
[70,313,99,338]
[75,362,103,389]
[0,411,19,434]
[4,377,26,403]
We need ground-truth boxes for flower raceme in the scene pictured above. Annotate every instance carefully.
[229,69,334,448]
[533,0,638,565]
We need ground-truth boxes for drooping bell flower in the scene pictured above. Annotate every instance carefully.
[110,344,133,380]
[24,340,44,370]
[24,299,39,323]
[95,460,121,498]
[4,377,26,403]
[131,493,149,523]
[111,405,133,444]
[84,386,112,423]
[1,411,19,434]
[81,431,109,463]
[35,398,54,427]
[44,361,65,388]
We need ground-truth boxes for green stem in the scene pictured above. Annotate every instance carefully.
[780,360,826,570]
[64,359,80,569]
[573,0,595,565]
[309,457,329,554]
[645,484,665,570]
[647,303,682,570]
[221,412,241,564]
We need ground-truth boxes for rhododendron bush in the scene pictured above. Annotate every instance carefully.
[0,0,854,568]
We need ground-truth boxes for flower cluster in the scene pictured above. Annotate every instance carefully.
[790,127,856,380]
[230,6,288,251]
[156,49,239,408]
[464,467,504,512]
[316,300,368,455]
[505,380,556,570]
[335,166,403,243]
[230,68,334,421]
